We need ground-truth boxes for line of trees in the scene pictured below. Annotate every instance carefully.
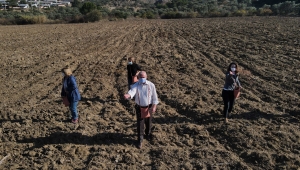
[252,0,300,8]
[149,0,300,18]
[0,0,299,25]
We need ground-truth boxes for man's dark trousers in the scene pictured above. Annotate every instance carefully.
[135,104,152,142]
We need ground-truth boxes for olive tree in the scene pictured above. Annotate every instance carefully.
[80,2,97,15]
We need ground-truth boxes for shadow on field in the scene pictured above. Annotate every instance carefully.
[206,110,300,170]
[0,119,23,123]
[232,110,299,124]
[54,96,107,106]
[17,132,136,149]
[80,96,106,104]
[286,109,300,119]
[153,109,299,126]
[152,114,195,125]
[158,97,224,125]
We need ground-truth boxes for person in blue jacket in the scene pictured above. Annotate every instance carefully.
[61,66,81,123]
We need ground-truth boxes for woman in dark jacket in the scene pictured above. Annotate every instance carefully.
[61,66,81,123]
[222,62,241,123]
[127,57,142,90]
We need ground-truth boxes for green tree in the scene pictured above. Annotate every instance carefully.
[86,9,102,22]
[72,0,82,8]
[141,11,155,19]
[80,2,97,15]
[98,6,110,18]
[295,4,300,15]
[111,10,128,19]
[278,1,296,15]
[19,0,27,4]
[271,4,280,15]
[237,0,251,5]
[166,0,188,8]
[9,0,18,7]
[207,0,218,12]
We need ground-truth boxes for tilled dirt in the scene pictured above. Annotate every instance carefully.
[0,17,299,169]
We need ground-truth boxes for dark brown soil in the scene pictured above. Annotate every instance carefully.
[0,17,299,170]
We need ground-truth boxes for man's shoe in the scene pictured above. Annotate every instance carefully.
[138,141,143,149]
[225,118,229,123]
[72,119,78,124]
[145,134,153,141]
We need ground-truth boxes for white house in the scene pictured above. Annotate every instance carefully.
[0,0,7,4]
[27,0,39,7]
[18,4,30,8]
[60,1,71,7]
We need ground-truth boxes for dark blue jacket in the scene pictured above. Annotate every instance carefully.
[61,75,81,102]
[223,72,241,91]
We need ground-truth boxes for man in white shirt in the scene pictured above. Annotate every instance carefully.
[124,71,159,149]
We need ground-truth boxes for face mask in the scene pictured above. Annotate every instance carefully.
[231,68,236,72]
[128,62,133,65]
[139,78,146,84]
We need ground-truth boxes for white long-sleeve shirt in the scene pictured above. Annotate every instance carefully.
[127,80,159,106]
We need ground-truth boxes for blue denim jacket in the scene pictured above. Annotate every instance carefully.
[61,75,81,102]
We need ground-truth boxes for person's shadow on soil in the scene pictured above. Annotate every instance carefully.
[185,109,300,126]
[80,96,106,104]
[17,132,136,149]
[231,109,299,124]
[54,96,106,106]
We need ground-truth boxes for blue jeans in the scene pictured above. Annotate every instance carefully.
[69,101,79,120]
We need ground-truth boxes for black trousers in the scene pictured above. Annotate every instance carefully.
[128,77,132,90]
[135,104,152,142]
[222,90,235,118]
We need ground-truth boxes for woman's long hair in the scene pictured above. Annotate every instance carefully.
[227,62,239,74]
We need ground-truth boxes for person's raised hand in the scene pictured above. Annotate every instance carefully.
[124,94,131,100]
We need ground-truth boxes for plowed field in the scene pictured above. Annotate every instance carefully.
[0,17,299,169]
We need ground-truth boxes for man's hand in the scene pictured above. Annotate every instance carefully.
[124,94,131,100]
[150,105,157,114]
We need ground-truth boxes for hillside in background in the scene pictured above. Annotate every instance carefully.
[0,0,299,24]
[91,0,300,8]
[252,0,300,7]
